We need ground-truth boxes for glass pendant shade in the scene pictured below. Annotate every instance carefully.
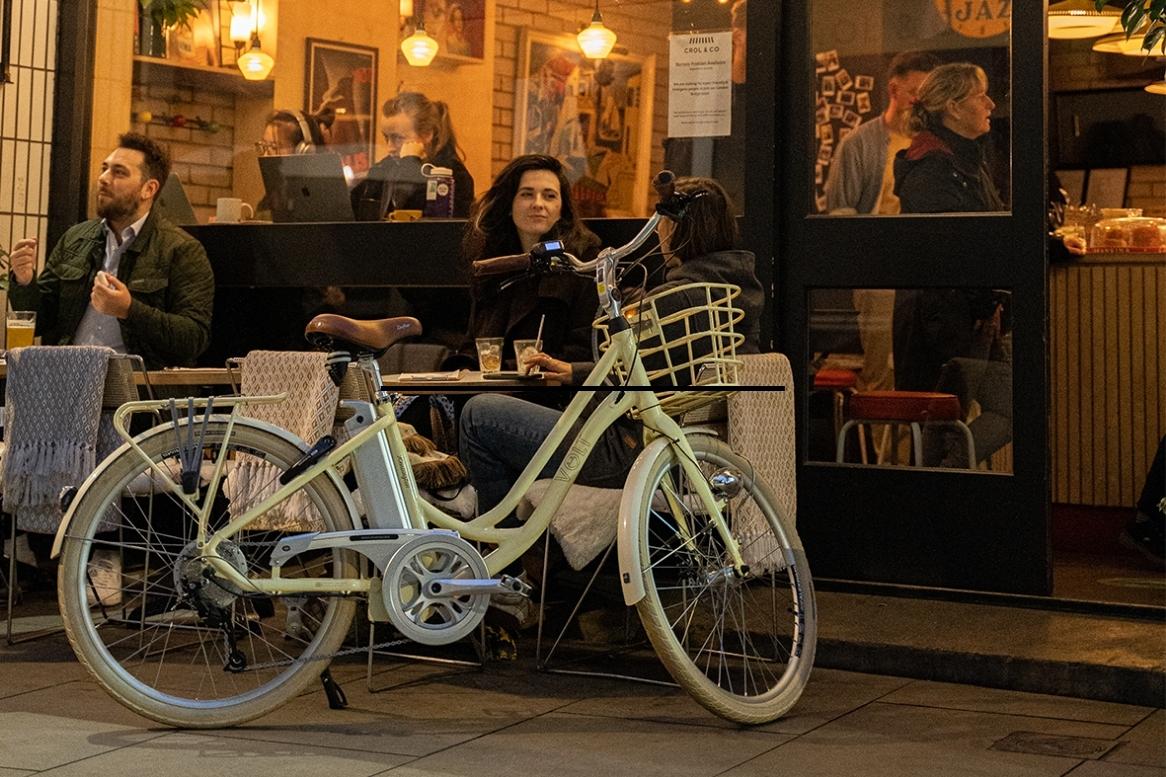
[238,36,274,80]
[401,24,439,66]
[577,14,617,59]
[1092,31,1153,55]
[1048,0,1120,40]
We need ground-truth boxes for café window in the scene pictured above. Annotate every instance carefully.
[106,0,749,226]
[808,287,1014,474]
[810,0,1012,216]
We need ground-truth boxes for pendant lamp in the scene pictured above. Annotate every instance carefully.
[401,19,439,65]
[236,0,274,79]
[577,1,617,59]
[1048,0,1120,40]
[1092,29,1154,55]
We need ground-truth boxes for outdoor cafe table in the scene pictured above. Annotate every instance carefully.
[0,364,557,392]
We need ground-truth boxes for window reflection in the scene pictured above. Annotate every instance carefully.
[809,287,1013,473]
[123,1,753,225]
[811,0,1011,215]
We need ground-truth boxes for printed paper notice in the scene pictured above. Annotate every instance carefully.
[668,31,733,138]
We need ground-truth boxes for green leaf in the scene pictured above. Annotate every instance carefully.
[139,0,207,31]
[1121,3,1148,33]
[1143,23,1165,53]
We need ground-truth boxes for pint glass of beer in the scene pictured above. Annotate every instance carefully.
[6,310,36,350]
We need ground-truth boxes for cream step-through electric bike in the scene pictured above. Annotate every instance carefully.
[53,172,816,728]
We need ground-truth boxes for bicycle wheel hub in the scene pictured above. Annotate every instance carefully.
[173,539,248,610]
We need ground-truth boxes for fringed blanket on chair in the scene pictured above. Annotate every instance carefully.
[1,346,112,533]
[226,351,341,531]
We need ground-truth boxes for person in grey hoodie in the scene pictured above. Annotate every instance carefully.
[823,50,939,217]
[459,176,761,516]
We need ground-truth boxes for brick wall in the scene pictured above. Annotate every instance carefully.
[491,0,671,196]
[1050,38,1165,215]
[131,85,238,223]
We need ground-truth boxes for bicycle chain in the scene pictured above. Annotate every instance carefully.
[244,632,414,672]
[180,538,421,672]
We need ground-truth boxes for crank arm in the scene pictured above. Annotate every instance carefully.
[425,574,530,599]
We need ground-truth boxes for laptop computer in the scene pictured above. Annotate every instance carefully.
[154,172,198,225]
[258,152,355,223]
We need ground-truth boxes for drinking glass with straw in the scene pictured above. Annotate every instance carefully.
[514,315,545,376]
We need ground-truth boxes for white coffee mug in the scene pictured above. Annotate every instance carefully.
[216,197,254,223]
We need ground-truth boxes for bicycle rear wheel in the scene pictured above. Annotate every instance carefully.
[632,434,816,724]
[58,419,358,728]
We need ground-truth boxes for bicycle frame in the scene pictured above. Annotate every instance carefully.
[52,209,746,609]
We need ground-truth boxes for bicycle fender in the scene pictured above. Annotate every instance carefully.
[616,427,719,606]
[50,416,360,559]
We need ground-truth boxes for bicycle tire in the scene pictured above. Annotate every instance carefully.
[58,418,358,728]
[631,434,817,724]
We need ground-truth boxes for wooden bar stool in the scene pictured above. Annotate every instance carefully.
[836,391,974,467]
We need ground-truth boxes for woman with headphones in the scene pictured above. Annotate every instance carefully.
[257,108,334,157]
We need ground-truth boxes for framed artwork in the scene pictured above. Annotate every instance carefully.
[515,30,656,217]
[166,2,221,68]
[1084,167,1128,208]
[402,0,486,61]
[305,39,378,176]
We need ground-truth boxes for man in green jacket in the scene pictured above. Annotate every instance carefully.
[7,132,213,369]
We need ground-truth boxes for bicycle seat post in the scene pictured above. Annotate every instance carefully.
[356,354,393,406]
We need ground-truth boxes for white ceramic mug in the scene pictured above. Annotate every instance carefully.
[216,197,254,223]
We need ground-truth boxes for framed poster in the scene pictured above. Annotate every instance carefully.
[402,0,486,61]
[305,38,378,176]
[515,30,656,217]
[1084,167,1128,208]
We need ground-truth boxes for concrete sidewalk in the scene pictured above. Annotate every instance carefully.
[1,628,1163,777]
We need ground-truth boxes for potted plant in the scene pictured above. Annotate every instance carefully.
[137,0,207,58]
[1098,0,1166,54]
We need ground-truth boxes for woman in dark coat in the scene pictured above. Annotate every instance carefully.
[457,154,601,368]
[461,176,763,515]
[891,63,1009,465]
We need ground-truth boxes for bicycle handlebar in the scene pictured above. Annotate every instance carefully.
[470,170,688,282]
[471,252,531,277]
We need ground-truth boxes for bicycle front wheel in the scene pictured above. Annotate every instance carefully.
[632,434,816,724]
[58,419,358,728]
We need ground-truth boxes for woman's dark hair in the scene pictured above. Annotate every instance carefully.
[382,92,464,163]
[265,107,336,150]
[665,176,738,264]
[462,154,599,261]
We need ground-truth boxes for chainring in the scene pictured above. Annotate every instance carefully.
[381,533,490,645]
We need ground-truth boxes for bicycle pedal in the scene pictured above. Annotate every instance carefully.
[498,574,533,598]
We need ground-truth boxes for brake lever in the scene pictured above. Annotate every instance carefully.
[498,271,538,292]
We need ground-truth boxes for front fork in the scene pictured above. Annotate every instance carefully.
[618,417,746,607]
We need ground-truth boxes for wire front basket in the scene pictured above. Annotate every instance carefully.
[594,282,745,416]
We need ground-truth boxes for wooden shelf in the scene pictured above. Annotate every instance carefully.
[133,55,274,98]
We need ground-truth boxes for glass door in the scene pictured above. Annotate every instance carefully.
[778,0,1050,594]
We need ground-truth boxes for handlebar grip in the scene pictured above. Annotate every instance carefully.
[652,170,676,199]
[471,253,532,277]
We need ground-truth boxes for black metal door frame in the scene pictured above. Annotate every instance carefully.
[777,3,1050,594]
